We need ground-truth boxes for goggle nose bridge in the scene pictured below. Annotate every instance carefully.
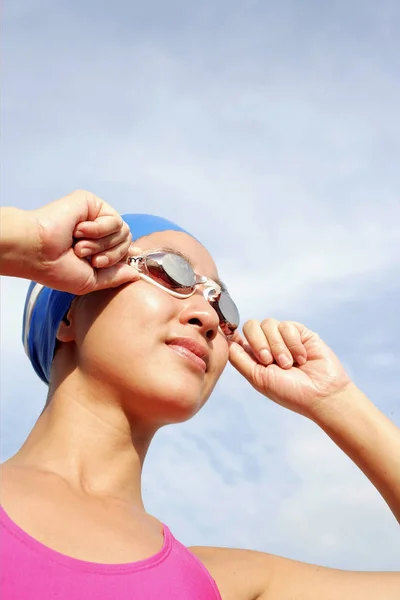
[194,275,221,300]
[194,274,208,285]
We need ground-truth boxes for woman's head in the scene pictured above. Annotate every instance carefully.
[23,215,237,426]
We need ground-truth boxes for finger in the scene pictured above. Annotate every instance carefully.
[127,244,144,258]
[229,330,246,348]
[278,321,307,366]
[91,262,141,291]
[289,321,316,345]
[68,190,121,223]
[260,318,294,369]
[74,215,125,239]
[242,320,274,365]
[228,341,259,383]
[90,236,133,268]
[74,227,132,258]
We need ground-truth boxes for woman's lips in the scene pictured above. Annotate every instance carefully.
[166,339,208,373]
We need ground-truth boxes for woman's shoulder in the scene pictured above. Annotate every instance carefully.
[189,544,271,600]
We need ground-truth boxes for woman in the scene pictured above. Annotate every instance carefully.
[1,190,399,599]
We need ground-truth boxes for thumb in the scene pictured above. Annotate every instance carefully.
[229,341,258,383]
[92,262,141,291]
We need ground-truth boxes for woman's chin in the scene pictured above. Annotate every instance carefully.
[111,373,208,425]
[147,384,207,425]
[81,359,213,425]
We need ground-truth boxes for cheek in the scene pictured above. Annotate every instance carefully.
[118,285,176,322]
[210,335,230,379]
[75,285,178,360]
[194,336,229,411]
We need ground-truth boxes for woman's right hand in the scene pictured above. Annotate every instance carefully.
[0,190,140,294]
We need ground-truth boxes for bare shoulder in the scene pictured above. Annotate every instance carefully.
[189,544,400,600]
[189,545,272,600]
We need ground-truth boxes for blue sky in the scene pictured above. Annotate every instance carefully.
[1,0,400,570]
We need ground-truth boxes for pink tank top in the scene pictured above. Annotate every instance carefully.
[0,506,222,599]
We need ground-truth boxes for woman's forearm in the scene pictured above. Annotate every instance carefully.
[311,383,400,523]
[0,207,37,279]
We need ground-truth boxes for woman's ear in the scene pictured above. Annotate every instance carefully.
[56,307,76,343]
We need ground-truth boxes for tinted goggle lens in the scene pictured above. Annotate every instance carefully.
[147,253,196,294]
[212,290,240,333]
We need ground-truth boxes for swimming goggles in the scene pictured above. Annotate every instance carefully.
[127,250,239,337]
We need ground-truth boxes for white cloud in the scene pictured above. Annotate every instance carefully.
[279,416,400,569]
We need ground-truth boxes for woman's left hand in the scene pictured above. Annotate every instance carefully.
[229,319,352,418]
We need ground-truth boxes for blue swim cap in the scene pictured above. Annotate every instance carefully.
[22,214,192,385]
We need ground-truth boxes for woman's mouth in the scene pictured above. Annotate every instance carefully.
[166,338,209,374]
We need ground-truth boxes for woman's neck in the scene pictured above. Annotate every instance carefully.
[9,373,157,510]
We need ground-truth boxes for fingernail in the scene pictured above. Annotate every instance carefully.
[79,248,92,257]
[74,230,84,238]
[297,355,307,366]
[259,349,272,364]
[278,354,292,368]
[95,256,109,267]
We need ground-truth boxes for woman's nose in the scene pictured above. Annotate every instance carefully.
[179,297,220,341]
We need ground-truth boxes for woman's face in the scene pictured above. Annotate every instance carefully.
[61,230,230,425]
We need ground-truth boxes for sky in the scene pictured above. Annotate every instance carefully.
[1,0,400,571]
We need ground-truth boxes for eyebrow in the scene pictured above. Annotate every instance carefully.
[160,246,228,292]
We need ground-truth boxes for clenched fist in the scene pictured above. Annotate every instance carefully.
[1,190,140,293]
